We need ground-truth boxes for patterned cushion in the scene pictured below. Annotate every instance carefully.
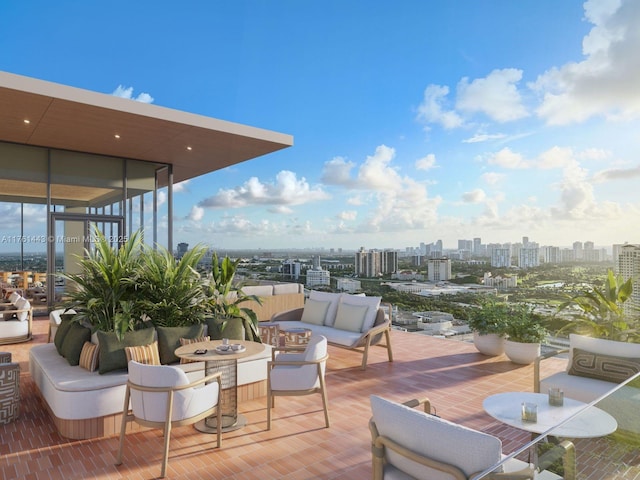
[79,342,100,372]
[124,341,161,366]
[179,336,210,363]
[258,323,280,347]
[568,348,640,384]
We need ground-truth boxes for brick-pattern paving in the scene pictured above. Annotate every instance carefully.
[0,315,638,479]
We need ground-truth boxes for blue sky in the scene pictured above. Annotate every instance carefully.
[2,0,639,252]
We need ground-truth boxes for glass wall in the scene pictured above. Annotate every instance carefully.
[0,140,170,311]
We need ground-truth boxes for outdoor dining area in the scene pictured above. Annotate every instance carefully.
[1,315,639,479]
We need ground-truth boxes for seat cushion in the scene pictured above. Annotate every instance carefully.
[370,395,502,480]
[300,298,331,326]
[60,322,92,366]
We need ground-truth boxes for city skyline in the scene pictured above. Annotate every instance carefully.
[1,1,639,250]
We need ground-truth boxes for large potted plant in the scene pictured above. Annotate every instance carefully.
[467,298,508,356]
[204,252,262,342]
[59,228,144,338]
[503,304,547,364]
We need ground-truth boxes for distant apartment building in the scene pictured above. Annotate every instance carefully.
[573,241,583,260]
[282,260,301,280]
[306,267,330,287]
[617,244,640,319]
[483,272,518,290]
[542,246,561,264]
[176,242,189,258]
[491,247,511,268]
[355,247,397,277]
[473,237,482,256]
[427,258,451,282]
[519,246,540,268]
[561,248,575,263]
[336,278,361,293]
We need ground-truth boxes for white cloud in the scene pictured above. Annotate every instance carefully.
[112,85,154,103]
[416,84,464,129]
[347,195,365,206]
[463,132,507,143]
[173,180,190,193]
[532,0,640,124]
[535,146,576,170]
[415,153,437,171]
[592,164,640,182]
[357,145,401,190]
[198,170,329,208]
[337,210,357,221]
[461,189,487,203]
[321,157,355,186]
[268,205,294,214]
[187,205,204,221]
[487,147,529,169]
[481,172,506,185]
[456,68,529,122]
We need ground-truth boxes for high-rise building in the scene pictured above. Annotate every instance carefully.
[427,258,451,282]
[519,246,540,268]
[573,241,583,260]
[177,242,189,258]
[617,244,640,319]
[282,260,301,280]
[473,237,482,256]
[491,247,511,268]
[542,246,560,264]
[355,247,397,277]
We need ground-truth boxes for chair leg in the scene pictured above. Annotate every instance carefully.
[115,387,131,467]
[160,421,172,478]
[320,378,330,428]
[267,389,272,430]
[384,328,393,363]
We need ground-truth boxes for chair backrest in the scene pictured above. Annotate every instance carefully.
[370,395,502,480]
[14,297,30,321]
[304,334,328,375]
[127,361,193,423]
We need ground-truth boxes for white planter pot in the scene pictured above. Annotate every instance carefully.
[473,332,505,356]
[504,340,540,365]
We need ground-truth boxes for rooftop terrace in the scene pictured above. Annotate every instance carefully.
[1,317,638,479]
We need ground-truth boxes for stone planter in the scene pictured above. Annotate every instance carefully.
[473,332,505,356]
[504,339,540,365]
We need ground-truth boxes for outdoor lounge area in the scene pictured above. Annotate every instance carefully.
[1,316,638,479]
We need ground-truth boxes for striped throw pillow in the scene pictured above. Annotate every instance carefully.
[79,341,99,372]
[124,341,161,366]
[179,336,210,364]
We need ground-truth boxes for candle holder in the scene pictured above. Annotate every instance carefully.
[548,387,564,406]
[521,402,537,423]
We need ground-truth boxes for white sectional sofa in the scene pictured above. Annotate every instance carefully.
[33,283,306,440]
[271,291,393,370]
[535,333,640,438]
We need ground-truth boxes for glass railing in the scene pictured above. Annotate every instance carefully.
[473,371,640,479]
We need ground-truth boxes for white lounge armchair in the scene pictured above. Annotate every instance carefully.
[267,334,330,429]
[369,395,575,480]
[116,361,223,478]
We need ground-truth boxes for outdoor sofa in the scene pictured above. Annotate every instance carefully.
[271,291,393,370]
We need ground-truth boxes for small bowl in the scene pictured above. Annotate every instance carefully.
[231,344,243,351]
[218,344,230,351]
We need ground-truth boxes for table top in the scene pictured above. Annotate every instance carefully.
[175,339,265,362]
[483,392,618,438]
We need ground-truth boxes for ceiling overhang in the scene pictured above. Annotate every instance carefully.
[0,70,293,185]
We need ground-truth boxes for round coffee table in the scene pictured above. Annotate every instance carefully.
[483,392,617,438]
[175,339,265,433]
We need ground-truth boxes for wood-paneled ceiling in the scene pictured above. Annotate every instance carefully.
[0,71,293,186]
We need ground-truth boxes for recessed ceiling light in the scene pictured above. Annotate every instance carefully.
[23,119,30,124]
[186,146,192,151]
[114,134,121,139]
